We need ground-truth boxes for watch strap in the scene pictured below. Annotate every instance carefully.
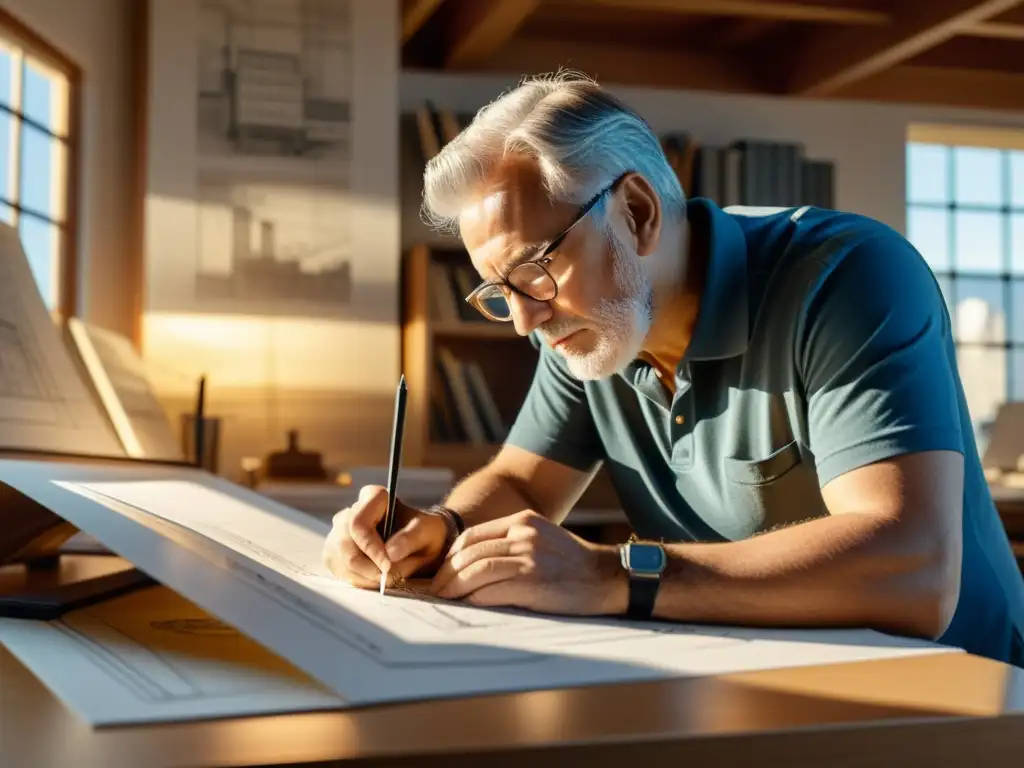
[424,504,465,552]
[626,575,660,621]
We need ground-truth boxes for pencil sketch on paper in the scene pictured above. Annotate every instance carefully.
[0,586,344,726]
[0,224,122,457]
[67,317,183,461]
[56,478,956,678]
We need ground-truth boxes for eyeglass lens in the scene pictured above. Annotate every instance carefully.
[474,262,556,320]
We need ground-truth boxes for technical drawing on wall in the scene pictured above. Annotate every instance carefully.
[197,0,351,162]
[193,173,362,315]
[188,0,359,316]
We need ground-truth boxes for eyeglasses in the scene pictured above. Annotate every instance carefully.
[464,182,614,322]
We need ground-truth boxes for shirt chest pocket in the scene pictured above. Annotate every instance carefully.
[722,440,828,535]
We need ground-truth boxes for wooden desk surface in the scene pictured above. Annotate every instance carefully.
[1,562,1023,767]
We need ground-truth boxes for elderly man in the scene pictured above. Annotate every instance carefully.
[323,73,1024,666]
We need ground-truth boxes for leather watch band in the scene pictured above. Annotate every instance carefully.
[424,504,465,552]
[626,576,660,621]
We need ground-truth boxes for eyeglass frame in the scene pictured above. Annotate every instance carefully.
[463,179,619,322]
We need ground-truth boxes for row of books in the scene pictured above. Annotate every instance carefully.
[407,102,836,212]
[427,258,486,323]
[665,133,836,209]
[410,101,466,164]
[431,346,508,445]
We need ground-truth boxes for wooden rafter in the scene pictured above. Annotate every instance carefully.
[965,20,1024,39]
[402,0,444,43]
[444,0,542,69]
[836,64,1024,112]
[582,0,888,26]
[478,37,761,93]
[783,0,1024,96]
[487,0,1024,40]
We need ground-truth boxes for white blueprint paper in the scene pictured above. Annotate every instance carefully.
[44,477,958,707]
[0,586,344,726]
[0,225,123,458]
[0,458,960,723]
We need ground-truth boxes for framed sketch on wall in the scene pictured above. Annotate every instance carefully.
[137,0,400,480]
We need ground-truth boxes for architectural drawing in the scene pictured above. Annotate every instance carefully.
[0,223,122,456]
[0,458,959,717]
[189,0,355,315]
[47,476,957,691]
[67,318,183,461]
[0,319,53,401]
[197,0,351,161]
[0,586,344,726]
[194,174,355,314]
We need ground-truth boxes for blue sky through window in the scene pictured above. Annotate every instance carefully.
[0,43,64,309]
[23,58,51,128]
[907,135,1024,431]
[906,141,1024,273]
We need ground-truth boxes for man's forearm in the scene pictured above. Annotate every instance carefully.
[439,466,536,526]
[609,512,960,640]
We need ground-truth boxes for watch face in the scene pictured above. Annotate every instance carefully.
[627,543,665,574]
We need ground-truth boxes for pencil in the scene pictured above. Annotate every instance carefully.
[379,374,407,595]
[194,375,206,469]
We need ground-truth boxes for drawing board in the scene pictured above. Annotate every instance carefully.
[0,458,959,725]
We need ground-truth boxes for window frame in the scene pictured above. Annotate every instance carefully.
[906,123,1024,429]
[0,8,81,319]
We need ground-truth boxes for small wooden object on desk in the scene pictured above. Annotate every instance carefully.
[263,429,329,482]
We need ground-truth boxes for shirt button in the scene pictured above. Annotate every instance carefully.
[675,415,684,425]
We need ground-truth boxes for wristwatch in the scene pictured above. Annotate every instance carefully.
[424,504,465,553]
[619,536,667,620]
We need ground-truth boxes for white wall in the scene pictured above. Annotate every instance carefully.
[0,0,136,335]
[141,0,401,477]
[401,70,1024,237]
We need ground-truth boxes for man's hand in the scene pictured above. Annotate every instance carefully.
[429,510,623,615]
[322,485,449,589]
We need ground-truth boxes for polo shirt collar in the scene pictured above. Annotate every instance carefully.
[682,198,750,362]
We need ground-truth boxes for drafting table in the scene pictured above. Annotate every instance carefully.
[0,565,1021,768]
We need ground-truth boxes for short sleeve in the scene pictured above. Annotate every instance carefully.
[504,336,603,471]
[799,233,965,487]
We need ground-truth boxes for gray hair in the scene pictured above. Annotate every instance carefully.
[421,71,686,237]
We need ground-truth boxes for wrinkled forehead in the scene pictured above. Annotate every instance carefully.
[458,158,571,276]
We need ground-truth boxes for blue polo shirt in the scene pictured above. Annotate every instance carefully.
[506,199,1024,666]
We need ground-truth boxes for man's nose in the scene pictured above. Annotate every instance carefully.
[509,292,553,336]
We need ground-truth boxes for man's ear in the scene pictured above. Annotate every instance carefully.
[617,172,661,258]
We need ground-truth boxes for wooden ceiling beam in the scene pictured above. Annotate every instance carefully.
[964,20,1024,39]
[402,0,445,43]
[782,0,1024,96]
[443,0,542,69]
[580,0,888,26]
[471,37,762,93]
[834,64,1024,112]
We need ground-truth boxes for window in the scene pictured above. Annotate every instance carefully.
[906,125,1024,441]
[0,17,76,314]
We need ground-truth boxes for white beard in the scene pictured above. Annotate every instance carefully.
[544,233,654,381]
